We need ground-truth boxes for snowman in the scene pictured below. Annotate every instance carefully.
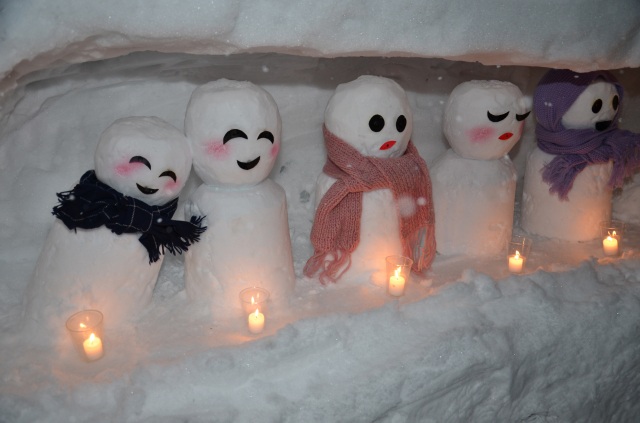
[522,69,640,241]
[430,80,530,256]
[183,79,295,320]
[24,116,199,340]
[304,75,436,285]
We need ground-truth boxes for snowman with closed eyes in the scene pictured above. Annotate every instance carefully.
[183,79,295,321]
[24,116,199,343]
[430,80,530,256]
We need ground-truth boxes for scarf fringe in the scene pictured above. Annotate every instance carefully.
[139,216,207,263]
[541,157,587,200]
[303,250,351,285]
[407,224,437,273]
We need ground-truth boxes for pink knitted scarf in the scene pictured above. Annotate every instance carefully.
[304,126,436,284]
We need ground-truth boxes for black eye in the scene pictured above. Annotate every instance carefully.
[591,99,602,113]
[369,115,385,132]
[487,111,509,122]
[258,131,274,144]
[516,111,531,121]
[612,95,619,111]
[159,170,177,182]
[223,129,248,144]
[130,156,151,169]
[396,115,407,132]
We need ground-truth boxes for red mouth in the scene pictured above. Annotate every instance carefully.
[379,140,396,151]
[499,132,513,141]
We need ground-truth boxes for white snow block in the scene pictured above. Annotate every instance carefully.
[432,149,517,256]
[521,147,612,241]
[24,222,162,336]
[184,179,295,319]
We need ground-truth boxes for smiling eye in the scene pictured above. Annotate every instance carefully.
[612,95,619,111]
[258,131,275,144]
[487,111,509,122]
[396,115,407,132]
[130,156,151,169]
[223,129,248,144]
[369,114,385,132]
[516,111,531,121]
[591,99,603,113]
[159,170,177,182]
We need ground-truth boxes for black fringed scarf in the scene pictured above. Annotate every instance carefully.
[52,170,206,263]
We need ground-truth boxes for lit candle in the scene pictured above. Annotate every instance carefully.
[602,231,619,256]
[248,308,265,334]
[82,333,104,361]
[508,250,524,273]
[388,267,406,296]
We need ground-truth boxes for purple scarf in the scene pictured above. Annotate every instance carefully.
[534,69,640,200]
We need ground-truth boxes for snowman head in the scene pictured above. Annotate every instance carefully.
[443,80,530,160]
[561,80,620,131]
[185,79,282,187]
[324,75,412,159]
[94,117,192,206]
[533,69,623,135]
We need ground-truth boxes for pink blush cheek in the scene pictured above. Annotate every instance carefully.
[164,180,180,192]
[467,126,497,143]
[205,141,230,159]
[115,162,144,176]
[270,143,280,159]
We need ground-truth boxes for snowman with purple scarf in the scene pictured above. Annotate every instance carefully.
[522,69,640,241]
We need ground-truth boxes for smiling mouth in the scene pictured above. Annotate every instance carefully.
[136,184,158,195]
[237,156,260,170]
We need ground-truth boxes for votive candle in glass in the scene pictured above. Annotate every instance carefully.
[65,310,104,362]
[600,220,625,257]
[507,235,532,274]
[385,255,413,297]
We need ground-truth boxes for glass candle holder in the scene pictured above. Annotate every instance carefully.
[65,310,105,362]
[507,235,532,274]
[385,255,413,297]
[239,287,269,334]
[600,220,625,257]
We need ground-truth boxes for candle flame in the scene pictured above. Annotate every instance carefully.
[88,333,96,343]
[254,308,260,317]
[515,250,521,259]
[394,266,401,278]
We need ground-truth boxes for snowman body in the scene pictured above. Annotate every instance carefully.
[432,80,529,256]
[522,79,619,241]
[184,80,294,319]
[313,76,413,286]
[431,150,517,256]
[185,180,293,317]
[26,223,162,333]
[24,117,192,336]
[522,148,612,240]
[314,173,403,286]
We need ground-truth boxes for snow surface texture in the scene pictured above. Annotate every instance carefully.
[1,2,640,423]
